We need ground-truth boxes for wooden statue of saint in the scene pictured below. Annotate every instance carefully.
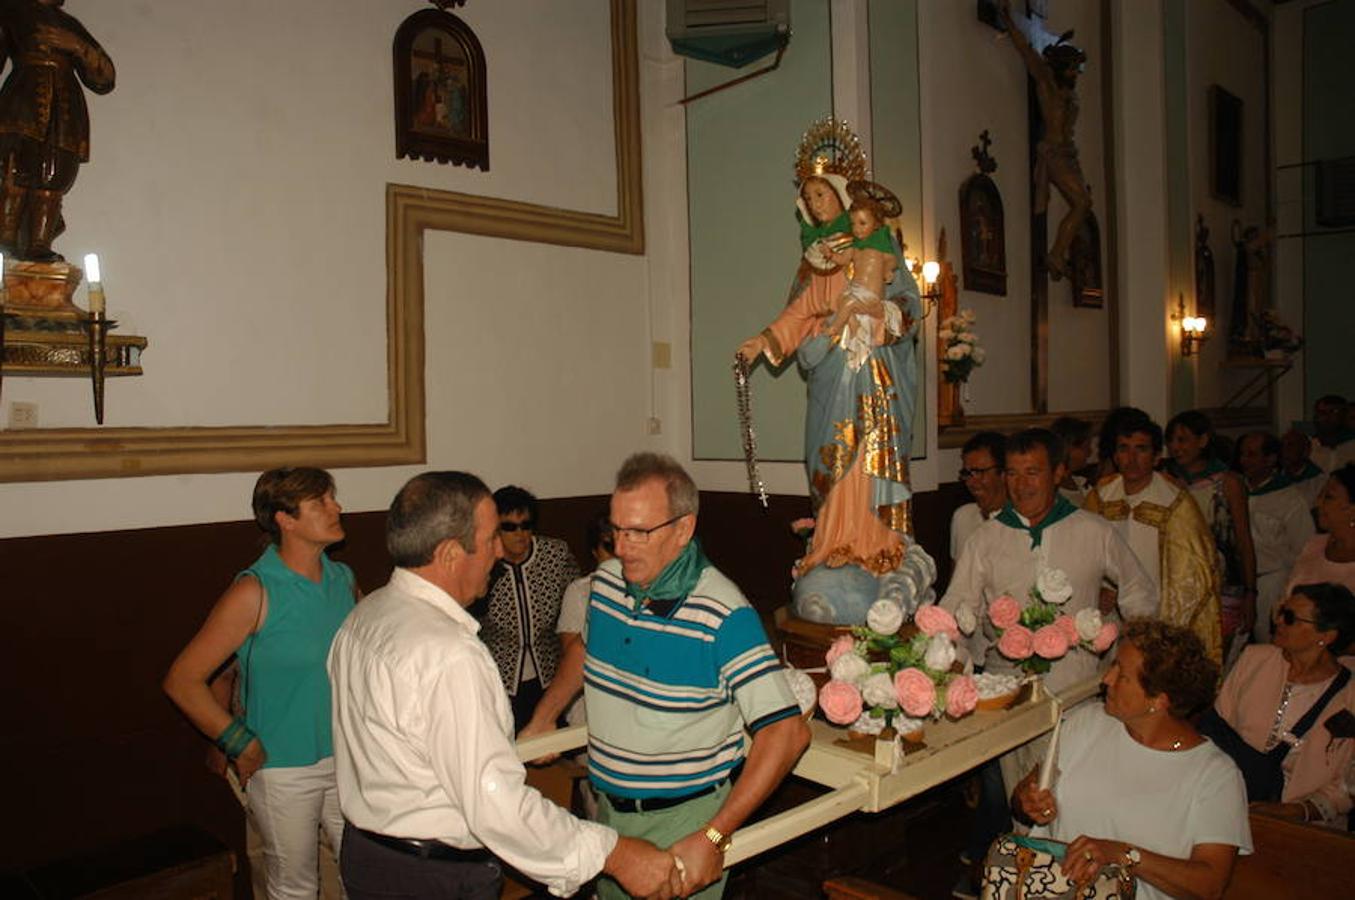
[998,0,1091,282]
[0,0,115,262]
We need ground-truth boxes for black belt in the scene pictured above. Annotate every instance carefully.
[352,825,494,863]
[603,782,720,813]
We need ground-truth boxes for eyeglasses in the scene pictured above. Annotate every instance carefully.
[959,465,999,480]
[499,520,535,533]
[609,514,684,544]
[1276,608,1317,626]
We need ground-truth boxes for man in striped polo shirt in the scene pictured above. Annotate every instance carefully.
[585,453,811,899]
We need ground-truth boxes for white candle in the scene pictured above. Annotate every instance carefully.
[84,253,105,314]
[1037,701,1063,792]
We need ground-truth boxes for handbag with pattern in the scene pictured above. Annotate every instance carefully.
[981,834,1135,900]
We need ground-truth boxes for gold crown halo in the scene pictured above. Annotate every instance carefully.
[793,117,869,186]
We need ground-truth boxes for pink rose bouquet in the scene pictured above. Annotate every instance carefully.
[915,605,961,641]
[894,667,937,718]
[1092,621,1119,653]
[819,603,984,733]
[1032,624,1070,660]
[945,675,979,718]
[1054,615,1079,646]
[819,679,864,725]
[988,594,1022,630]
[997,623,1034,660]
[825,635,856,667]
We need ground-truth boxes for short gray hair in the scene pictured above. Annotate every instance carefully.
[386,471,490,567]
[615,452,698,518]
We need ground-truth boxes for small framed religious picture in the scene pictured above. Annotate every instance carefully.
[393,6,488,170]
[959,131,1007,296]
[1068,210,1104,308]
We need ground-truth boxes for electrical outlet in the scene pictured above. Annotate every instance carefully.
[646,416,662,435]
[652,341,671,369]
[8,401,38,429]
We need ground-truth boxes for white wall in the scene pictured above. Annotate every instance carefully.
[1185,0,1270,409]
[919,0,1114,418]
[0,0,664,538]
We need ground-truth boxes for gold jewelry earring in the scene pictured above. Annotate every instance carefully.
[1147,704,1156,714]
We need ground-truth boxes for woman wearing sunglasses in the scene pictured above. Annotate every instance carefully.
[1213,582,1355,826]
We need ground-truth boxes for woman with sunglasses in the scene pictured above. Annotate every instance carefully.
[1213,582,1355,826]
[479,485,581,732]
[1284,464,1355,599]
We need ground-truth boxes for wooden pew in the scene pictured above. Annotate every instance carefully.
[1223,811,1355,899]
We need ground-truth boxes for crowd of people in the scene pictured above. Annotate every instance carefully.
[945,397,1355,899]
[164,455,808,900]
[157,396,1355,900]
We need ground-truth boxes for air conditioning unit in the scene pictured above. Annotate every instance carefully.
[666,0,791,68]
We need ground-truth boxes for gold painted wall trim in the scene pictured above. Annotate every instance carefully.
[0,0,641,483]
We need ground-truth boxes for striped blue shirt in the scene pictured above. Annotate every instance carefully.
[582,558,798,798]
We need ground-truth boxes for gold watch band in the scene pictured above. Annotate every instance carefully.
[703,825,732,853]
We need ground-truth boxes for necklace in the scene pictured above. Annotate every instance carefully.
[733,354,769,508]
[1169,739,1183,751]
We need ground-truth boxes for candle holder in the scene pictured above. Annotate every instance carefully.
[85,308,111,425]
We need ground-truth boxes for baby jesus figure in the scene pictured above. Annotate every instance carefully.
[820,198,902,371]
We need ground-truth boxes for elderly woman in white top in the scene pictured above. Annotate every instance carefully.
[1014,619,1251,900]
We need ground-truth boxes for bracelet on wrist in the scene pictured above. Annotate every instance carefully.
[214,716,257,760]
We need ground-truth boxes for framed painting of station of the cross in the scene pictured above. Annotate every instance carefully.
[393,7,488,170]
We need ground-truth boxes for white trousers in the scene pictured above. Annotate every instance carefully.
[246,757,346,900]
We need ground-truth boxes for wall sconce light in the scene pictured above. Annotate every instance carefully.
[911,258,942,317]
[1176,294,1210,357]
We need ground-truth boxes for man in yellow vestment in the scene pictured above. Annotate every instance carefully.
[1085,409,1222,664]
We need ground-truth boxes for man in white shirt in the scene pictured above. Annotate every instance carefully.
[328,471,680,900]
[943,428,1156,696]
[1236,431,1315,640]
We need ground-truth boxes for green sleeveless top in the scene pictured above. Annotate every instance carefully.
[236,545,355,769]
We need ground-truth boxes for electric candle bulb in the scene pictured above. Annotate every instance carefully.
[922,260,940,286]
[85,253,105,315]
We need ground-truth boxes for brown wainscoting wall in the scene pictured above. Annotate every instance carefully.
[0,484,968,895]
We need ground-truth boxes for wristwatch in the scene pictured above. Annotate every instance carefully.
[1122,845,1142,869]
[704,825,732,854]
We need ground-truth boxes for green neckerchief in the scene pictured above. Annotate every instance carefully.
[798,210,852,250]
[1247,471,1294,497]
[1288,460,1324,483]
[995,495,1080,549]
[851,225,896,255]
[1169,457,1228,485]
[624,538,709,607]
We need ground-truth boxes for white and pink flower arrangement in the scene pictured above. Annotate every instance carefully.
[962,567,1118,675]
[817,600,979,731]
[939,309,985,384]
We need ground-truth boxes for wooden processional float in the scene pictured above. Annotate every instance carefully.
[514,677,1100,868]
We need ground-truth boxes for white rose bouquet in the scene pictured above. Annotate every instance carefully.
[939,308,985,384]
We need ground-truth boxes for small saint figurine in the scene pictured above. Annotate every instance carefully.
[0,0,115,262]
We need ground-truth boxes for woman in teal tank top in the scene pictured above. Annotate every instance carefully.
[164,468,357,900]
